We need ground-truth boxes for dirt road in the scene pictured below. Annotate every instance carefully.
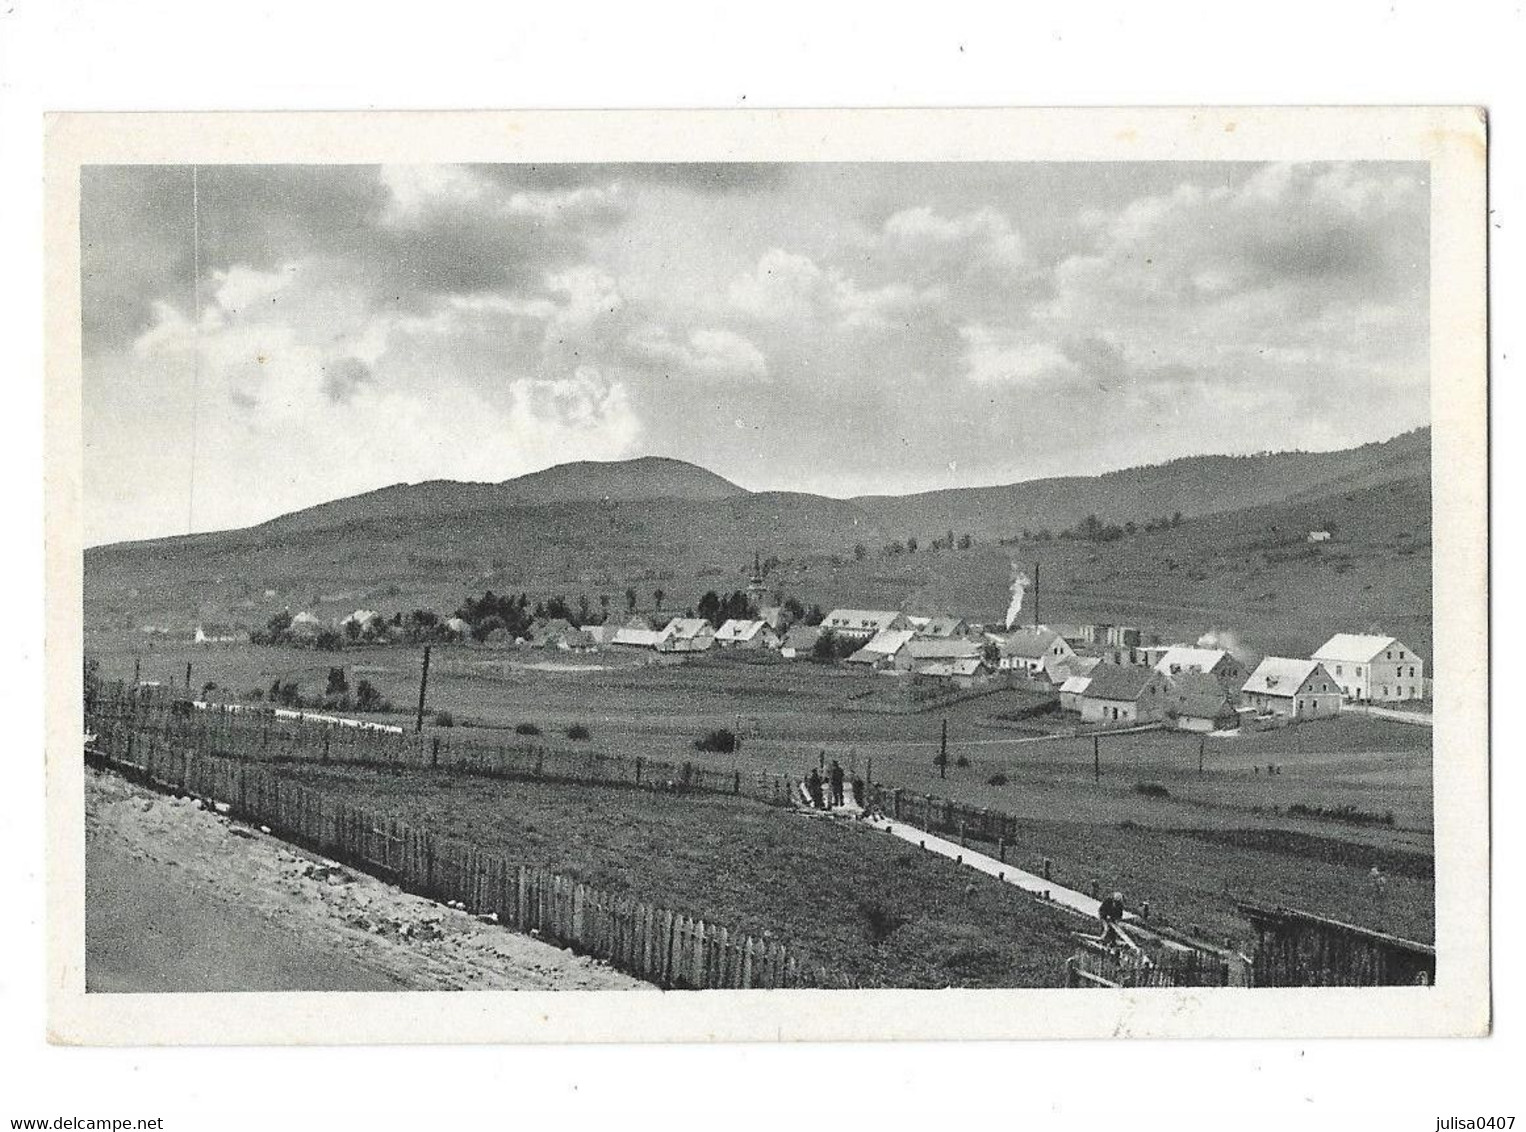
[85,767,647,993]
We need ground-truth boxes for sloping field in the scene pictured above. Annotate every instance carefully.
[267,764,1086,988]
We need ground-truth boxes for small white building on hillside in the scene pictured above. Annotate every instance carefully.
[1242,657,1343,719]
[1311,633,1425,702]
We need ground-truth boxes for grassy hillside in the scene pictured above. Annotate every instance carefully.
[84,430,1431,657]
[855,428,1428,545]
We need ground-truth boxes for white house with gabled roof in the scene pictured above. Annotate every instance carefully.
[714,619,780,650]
[1242,657,1343,719]
[1311,633,1425,702]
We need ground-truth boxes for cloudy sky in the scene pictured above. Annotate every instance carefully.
[82,160,1429,546]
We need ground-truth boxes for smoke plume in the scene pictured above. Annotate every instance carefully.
[1005,567,1032,630]
[1197,628,1255,664]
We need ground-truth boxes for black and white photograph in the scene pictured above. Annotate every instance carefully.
[42,108,1488,1046]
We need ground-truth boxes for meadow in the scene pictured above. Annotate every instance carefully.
[89,630,1434,949]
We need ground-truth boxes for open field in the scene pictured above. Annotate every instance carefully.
[91,632,1434,836]
[266,764,1086,988]
[89,633,1434,950]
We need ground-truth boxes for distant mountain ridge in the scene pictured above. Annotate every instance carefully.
[248,455,750,538]
[84,428,1429,642]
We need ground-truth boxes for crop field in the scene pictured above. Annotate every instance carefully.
[89,631,1435,948]
[268,763,1086,988]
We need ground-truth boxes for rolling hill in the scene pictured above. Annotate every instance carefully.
[84,429,1431,656]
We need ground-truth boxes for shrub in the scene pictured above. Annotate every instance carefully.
[434,710,455,728]
[354,679,388,712]
[1134,782,1171,798]
[515,722,542,737]
[986,772,1008,787]
[694,727,737,753]
[566,723,591,741]
[954,754,971,769]
[857,900,906,944]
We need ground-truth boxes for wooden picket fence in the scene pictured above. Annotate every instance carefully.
[85,679,800,809]
[85,709,846,990]
[864,782,1022,846]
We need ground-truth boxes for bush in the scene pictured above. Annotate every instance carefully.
[1134,782,1171,798]
[434,710,455,727]
[857,900,907,943]
[954,754,971,769]
[694,728,737,753]
[986,772,1008,787]
[566,723,591,741]
[515,722,542,736]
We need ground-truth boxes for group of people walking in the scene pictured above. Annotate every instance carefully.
[804,758,863,811]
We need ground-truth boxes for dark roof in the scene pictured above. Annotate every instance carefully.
[1082,663,1160,702]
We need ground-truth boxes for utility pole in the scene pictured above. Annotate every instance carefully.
[937,717,949,779]
[414,645,432,733]
[185,661,192,691]
[1033,562,1041,630]
[133,656,141,686]
[1093,734,1100,783]
[1199,734,1206,776]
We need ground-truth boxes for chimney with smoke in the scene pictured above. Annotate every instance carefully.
[1005,566,1032,631]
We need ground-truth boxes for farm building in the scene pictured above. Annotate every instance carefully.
[659,617,716,653]
[779,624,821,659]
[1078,663,1171,724]
[612,626,667,649]
[1058,673,1092,711]
[820,609,909,641]
[905,637,983,663]
[914,656,991,689]
[1151,646,1247,697]
[443,616,471,640]
[1311,633,1425,702]
[1242,657,1343,719]
[1164,671,1240,732]
[1307,530,1332,543]
[846,628,917,671]
[916,616,969,639]
[996,628,1075,676]
[713,619,780,650]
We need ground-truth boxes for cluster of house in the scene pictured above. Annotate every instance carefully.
[751,613,1425,732]
[197,599,1426,732]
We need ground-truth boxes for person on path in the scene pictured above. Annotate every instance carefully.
[851,775,865,812]
[829,760,845,807]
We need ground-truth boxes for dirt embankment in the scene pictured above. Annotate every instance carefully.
[85,767,647,993]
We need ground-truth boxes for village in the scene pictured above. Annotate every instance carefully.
[178,549,1430,737]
